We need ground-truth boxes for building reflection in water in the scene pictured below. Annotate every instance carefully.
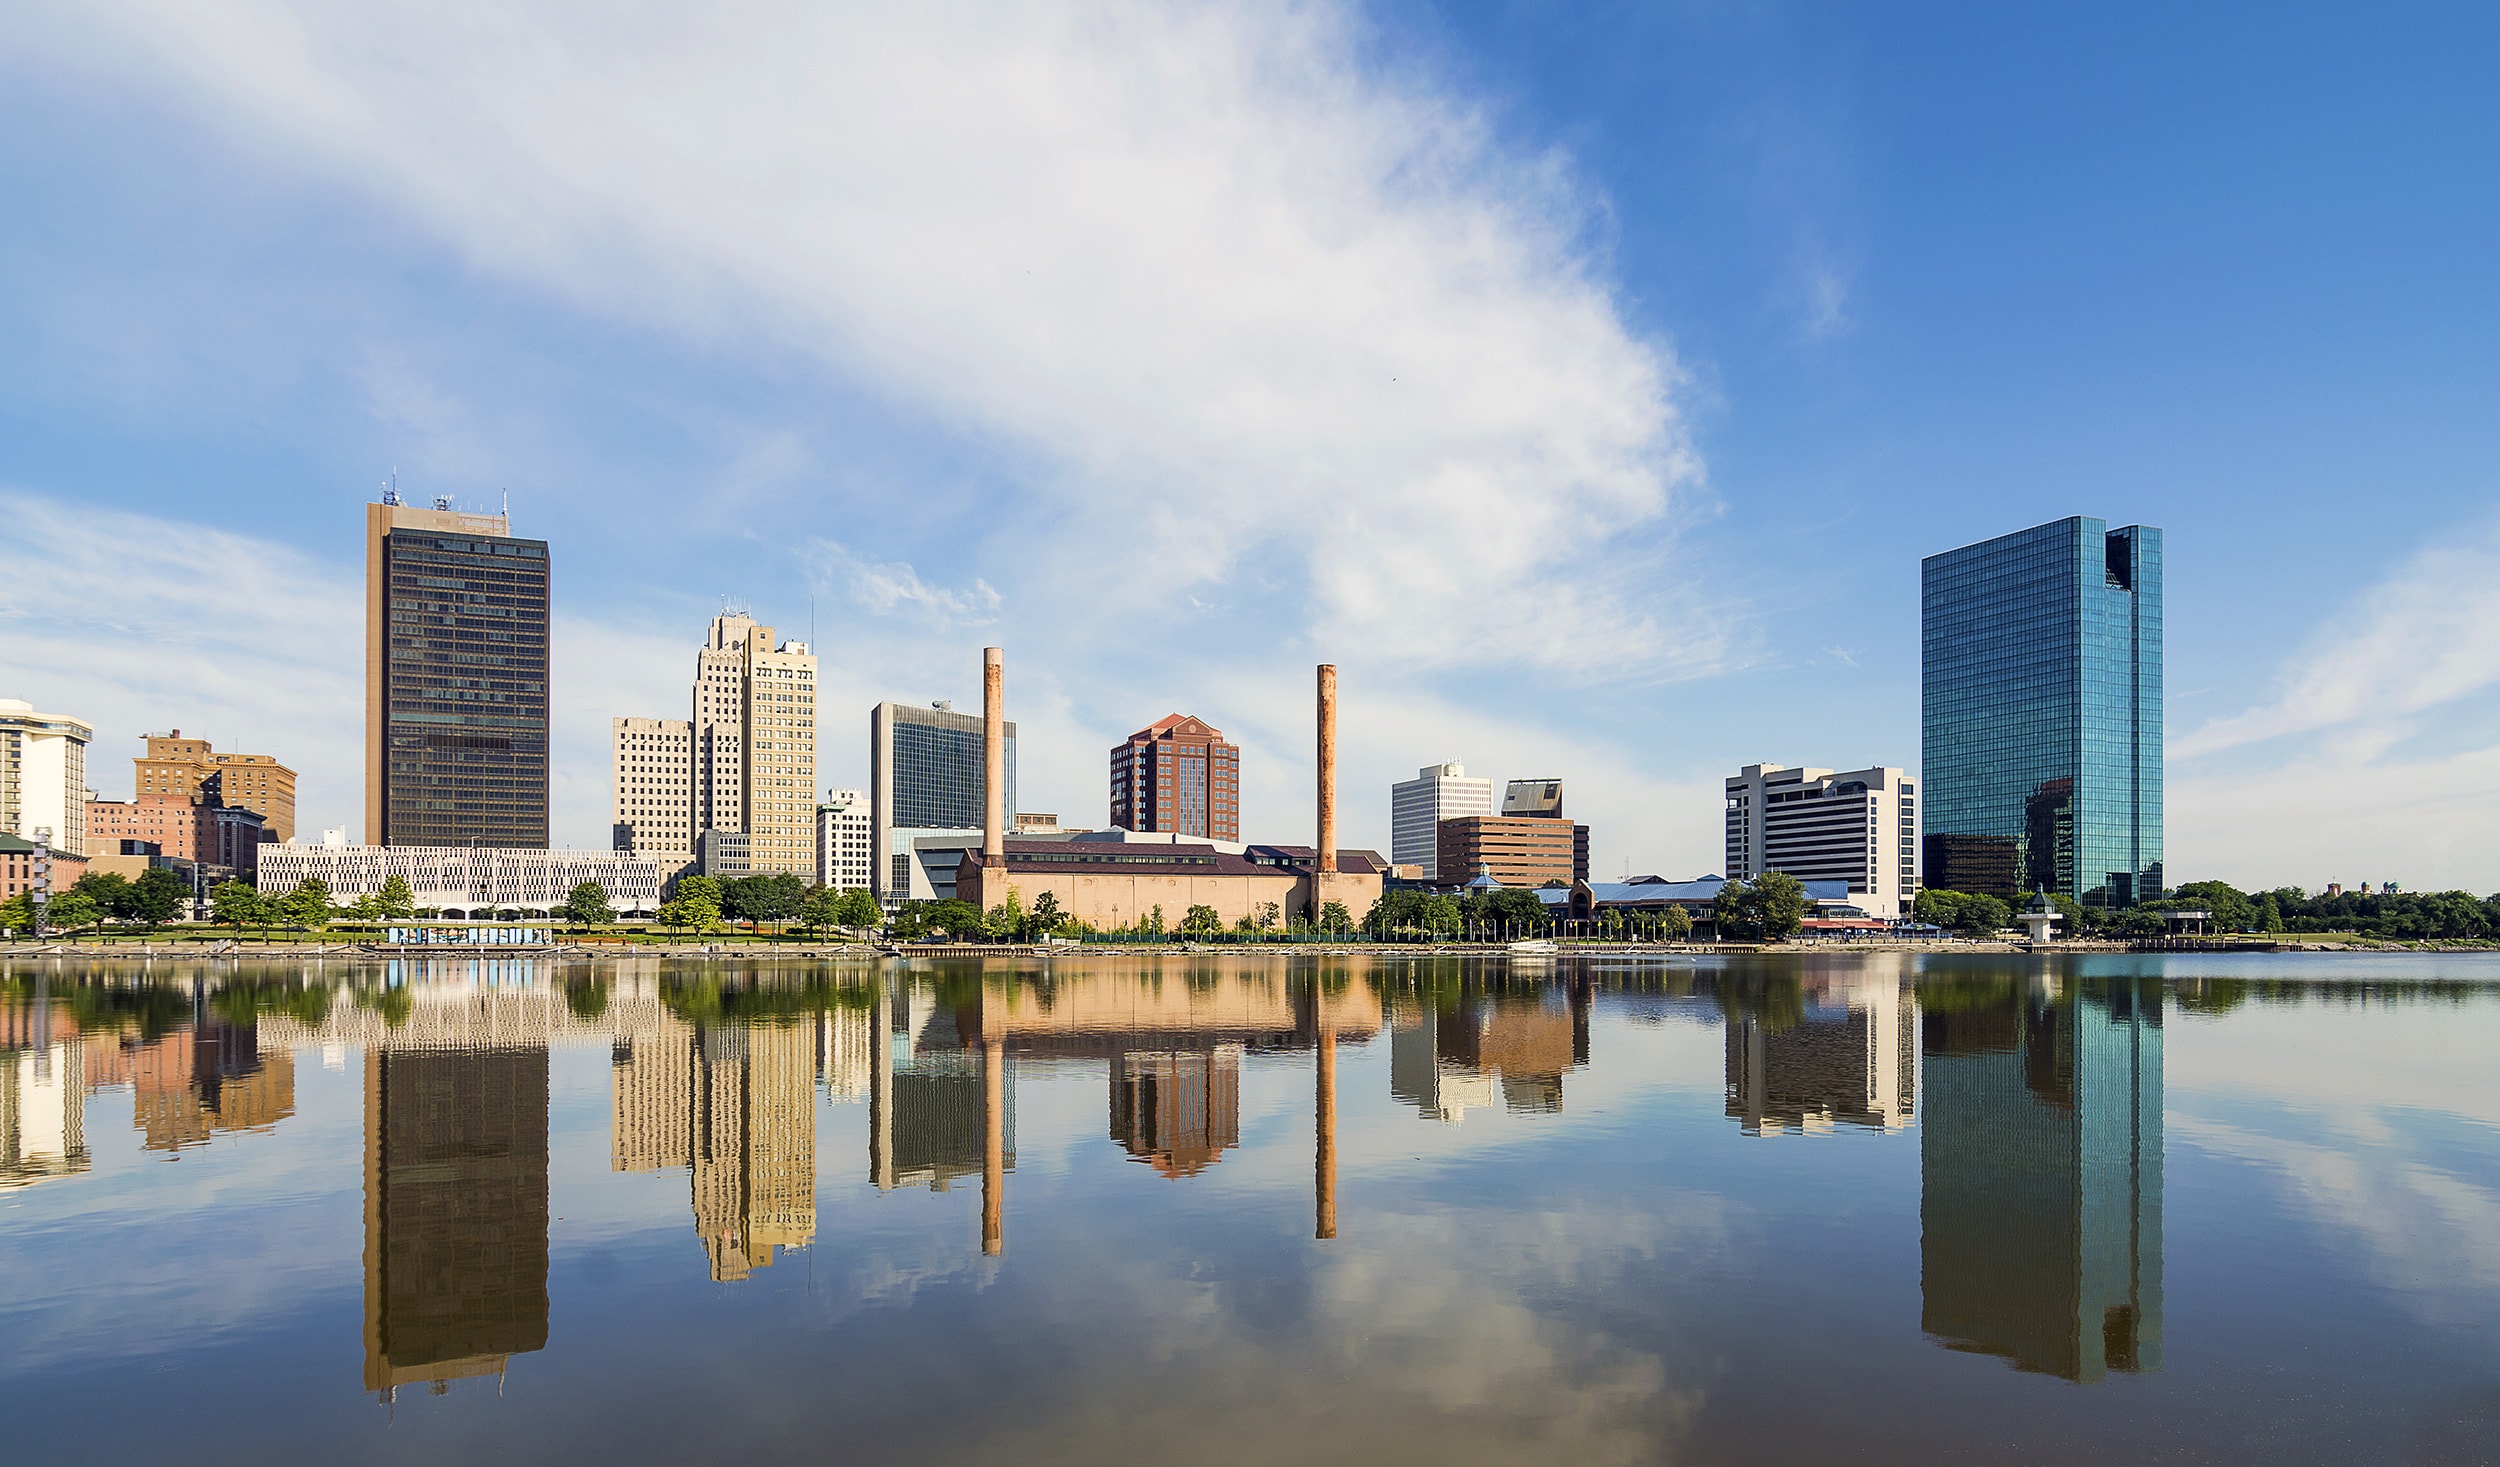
[1,993,87,1190]
[363,1045,551,1399]
[1920,976,2163,1381]
[1723,971,1916,1136]
[1110,1047,1242,1177]
[1390,979,1589,1123]
[614,1008,865,1281]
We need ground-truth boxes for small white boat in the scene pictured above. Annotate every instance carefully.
[1506,939,1559,957]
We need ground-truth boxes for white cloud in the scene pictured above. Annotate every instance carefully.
[0,487,362,834]
[809,539,1001,625]
[16,0,1703,679]
[2173,517,2500,759]
[2168,514,2500,891]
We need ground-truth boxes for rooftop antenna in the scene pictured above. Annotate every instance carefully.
[381,468,401,507]
[501,488,509,520]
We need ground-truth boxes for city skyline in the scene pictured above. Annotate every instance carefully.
[5,10,2498,891]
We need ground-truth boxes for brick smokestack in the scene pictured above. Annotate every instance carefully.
[983,647,1005,860]
[1316,663,1337,874]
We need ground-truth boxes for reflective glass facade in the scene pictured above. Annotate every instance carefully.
[1922,517,2161,905]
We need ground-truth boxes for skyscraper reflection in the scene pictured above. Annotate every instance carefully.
[612,1016,829,1280]
[1723,973,1916,1135]
[1110,1047,1242,1177]
[1920,977,2163,1381]
[1390,981,1584,1122]
[363,1046,550,1398]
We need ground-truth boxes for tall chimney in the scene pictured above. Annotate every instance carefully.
[983,647,1005,860]
[1316,663,1338,873]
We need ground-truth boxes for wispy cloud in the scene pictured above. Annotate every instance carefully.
[809,539,1000,626]
[18,0,1705,679]
[2174,517,2500,759]
[0,487,361,830]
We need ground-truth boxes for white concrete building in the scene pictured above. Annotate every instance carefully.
[256,842,674,915]
[1389,762,1494,880]
[691,613,819,878]
[0,699,93,857]
[1724,763,1919,920]
[816,788,872,892]
[612,716,693,859]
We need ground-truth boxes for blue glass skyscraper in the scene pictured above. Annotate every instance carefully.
[1922,516,2161,905]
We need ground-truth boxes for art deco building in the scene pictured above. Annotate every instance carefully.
[1724,764,1920,920]
[1921,978,2163,1381]
[1110,714,1240,841]
[363,1046,550,1396]
[1922,516,2162,904]
[364,496,551,848]
[1389,762,1494,880]
[689,614,819,877]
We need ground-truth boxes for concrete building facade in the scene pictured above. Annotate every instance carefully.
[611,717,693,860]
[1110,714,1241,841]
[816,788,872,892]
[1724,763,1920,920]
[364,498,551,849]
[0,699,92,857]
[1389,762,1494,880]
[257,841,671,914]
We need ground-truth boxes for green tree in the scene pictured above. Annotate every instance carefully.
[1714,873,1809,941]
[279,878,334,932]
[0,892,33,933]
[799,884,842,937]
[1179,904,1224,937]
[373,874,418,921]
[921,899,988,940]
[1913,888,2009,936]
[71,871,133,920]
[1032,890,1067,936]
[561,880,614,930]
[988,886,1029,941]
[127,867,189,927]
[659,874,723,934]
[833,888,884,929]
[45,889,101,935]
[211,880,265,934]
[1146,904,1166,937]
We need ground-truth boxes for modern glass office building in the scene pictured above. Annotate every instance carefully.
[868,701,1017,899]
[1921,516,2161,905]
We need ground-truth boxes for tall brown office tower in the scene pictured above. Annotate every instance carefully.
[1109,714,1240,840]
[365,494,551,848]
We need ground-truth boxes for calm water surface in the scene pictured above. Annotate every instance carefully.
[3,952,2497,1465]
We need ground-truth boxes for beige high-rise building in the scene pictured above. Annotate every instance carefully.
[132,731,299,842]
[690,614,818,877]
[611,717,693,858]
[0,699,92,857]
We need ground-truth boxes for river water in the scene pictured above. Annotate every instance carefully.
[3,952,2496,1465]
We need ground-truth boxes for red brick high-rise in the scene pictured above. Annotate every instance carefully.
[1110,715,1240,840]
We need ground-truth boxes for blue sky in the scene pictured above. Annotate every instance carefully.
[2,1,2496,890]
